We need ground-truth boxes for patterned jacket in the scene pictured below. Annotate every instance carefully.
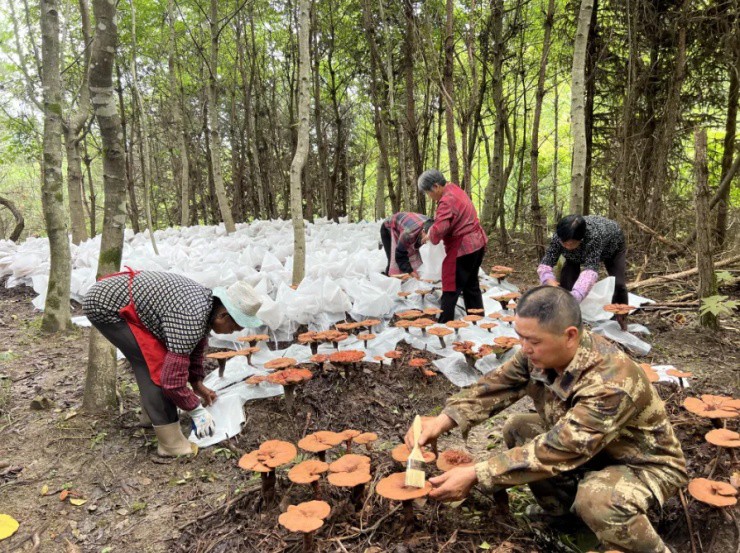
[383,212,429,274]
[83,271,213,411]
[428,183,488,257]
[538,216,625,301]
[443,331,688,505]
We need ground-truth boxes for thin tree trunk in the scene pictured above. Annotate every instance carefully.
[207,0,235,233]
[129,0,158,253]
[168,0,190,228]
[116,62,139,233]
[694,128,718,331]
[715,26,739,246]
[40,0,71,333]
[530,0,556,259]
[0,196,25,242]
[290,0,309,284]
[403,0,423,210]
[553,77,560,218]
[83,136,96,236]
[582,0,598,215]
[569,0,594,214]
[442,0,459,184]
[84,0,128,412]
[481,0,504,231]
[63,0,92,245]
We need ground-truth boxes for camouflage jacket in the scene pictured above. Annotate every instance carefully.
[443,331,688,504]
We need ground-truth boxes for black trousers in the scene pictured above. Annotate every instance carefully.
[380,224,392,276]
[90,320,179,425]
[439,246,486,323]
[559,248,628,305]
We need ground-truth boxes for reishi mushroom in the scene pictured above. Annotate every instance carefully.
[353,432,378,451]
[391,443,436,464]
[278,500,331,552]
[410,317,436,335]
[436,449,475,472]
[338,429,362,452]
[480,322,498,333]
[288,459,329,499]
[298,431,345,462]
[409,357,435,379]
[238,440,297,506]
[666,368,693,388]
[375,472,432,525]
[298,331,320,355]
[385,350,402,368]
[328,349,366,378]
[428,326,454,348]
[639,363,660,383]
[206,350,241,378]
[264,357,298,371]
[327,453,372,509]
[237,334,270,346]
[266,367,313,411]
[687,477,737,507]
[357,333,376,348]
[683,395,740,428]
[445,320,470,335]
[462,314,483,326]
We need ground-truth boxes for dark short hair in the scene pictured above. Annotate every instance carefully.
[417,169,446,192]
[517,286,582,333]
[556,215,587,242]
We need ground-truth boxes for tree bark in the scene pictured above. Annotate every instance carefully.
[530,0,556,260]
[569,0,594,214]
[116,62,139,233]
[290,0,309,285]
[694,128,718,331]
[582,0,598,215]
[40,0,72,333]
[207,0,236,233]
[403,0,423,207]
[62,0,92,245]
[442,0,459,184]
[168,0,191,228]
[129,0,158,254]
[84,0,128,412]
[0,196,25,242]
[715,23,739,246]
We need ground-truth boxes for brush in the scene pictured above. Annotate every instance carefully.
[405,415,426,488]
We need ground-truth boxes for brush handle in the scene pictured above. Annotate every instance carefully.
[411,415,422,454]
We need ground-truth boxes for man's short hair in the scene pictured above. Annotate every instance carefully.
[517,286,583,333]
[417,169,446,192]
[556,214,587,242]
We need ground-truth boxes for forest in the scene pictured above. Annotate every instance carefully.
[0,0,738,551]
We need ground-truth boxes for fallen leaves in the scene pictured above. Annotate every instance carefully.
[0,513,19,541]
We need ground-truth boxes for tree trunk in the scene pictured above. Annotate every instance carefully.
[63,0,92,245]
[694,128,718,331]
[290,0,309,285]
[530,0,556,260]
[569,0,594,214]
[207,0,236,233]
[84,0,128,412]
[582,0,598,215]
[403,0,423,204]
[168,0,190,228]
[40,0,72,333]
[116,62,139,233]
[715,25,739,246]
[481,0,504,231]
[129,0,158,254]
[0,196,25,242]
[443,0,459,184]
[362,0,396,213]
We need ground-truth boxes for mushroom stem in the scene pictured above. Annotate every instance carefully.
[363,339,369,348]
[345,439,353,454]
[261,470,277,507]
[217,359,227,378]
[302,531,314,552]
[311,480,321,499]
[246,353,254,365]
[437,336,446,348]
[310,343,319,355]
[317,451,326,463]
[284,384,296,412]
[498,300,507,311]
[401,500,415,526]
[350,483,365,511]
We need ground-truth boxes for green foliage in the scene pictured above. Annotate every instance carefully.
[699,295,739,318]
[715,271,734,285]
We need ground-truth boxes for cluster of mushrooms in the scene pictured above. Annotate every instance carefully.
[238,427,477,551]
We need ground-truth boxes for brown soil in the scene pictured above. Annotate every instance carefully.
[1,247,738,552]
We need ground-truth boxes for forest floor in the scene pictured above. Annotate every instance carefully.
[1,237,739,553]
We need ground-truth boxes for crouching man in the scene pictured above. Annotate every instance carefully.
[405,286,687,553]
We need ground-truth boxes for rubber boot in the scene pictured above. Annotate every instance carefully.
[154,422,197,457]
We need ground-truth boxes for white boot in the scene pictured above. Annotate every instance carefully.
[153,422,197,457]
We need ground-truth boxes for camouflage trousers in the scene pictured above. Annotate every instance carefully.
[502,413,669,553]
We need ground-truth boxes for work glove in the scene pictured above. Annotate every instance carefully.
[188,405,215,438]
